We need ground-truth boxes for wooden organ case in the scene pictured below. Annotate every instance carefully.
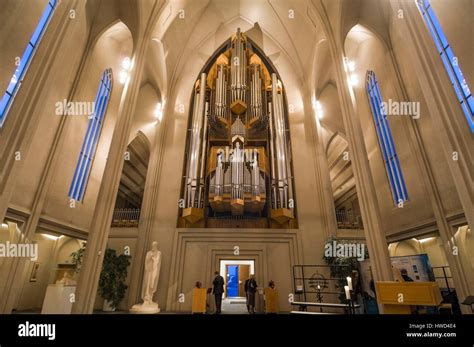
[179,29,297,229]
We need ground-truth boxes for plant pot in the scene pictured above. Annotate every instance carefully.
[103,300,116,312]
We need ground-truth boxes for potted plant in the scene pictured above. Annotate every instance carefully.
[98,248,131,312]
[70,242,87,274]
[323,238,368,303]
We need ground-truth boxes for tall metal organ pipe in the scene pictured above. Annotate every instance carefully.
[215,151,224,197]
[251,150,260,196]
[197,111,208,206]
[185,72,207,208]
[268,109,277,208]
[231,28,246,103]
[215,64,226,119]
[250,65,262,120]
[270,73,292,209]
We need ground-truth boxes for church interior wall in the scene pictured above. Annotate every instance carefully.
[0,0,49,93]
[0,1,90,212]
[39,22,132,231]
[387,1,469,219]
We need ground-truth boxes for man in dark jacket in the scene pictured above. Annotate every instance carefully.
[244,278,250,313]
[246,274,258,314]
[212,271,225,314]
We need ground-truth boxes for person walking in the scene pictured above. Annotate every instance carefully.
[212,271,225,314]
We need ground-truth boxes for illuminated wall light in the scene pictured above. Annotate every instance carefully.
[42,233,59,241]
[349,74,359,86]
[311,96,324,120]
[119,70,128,84]
[316,100,324,120]
[347,60,356,72]
[418,237,435,243]
[344,57,358,87]
[154,102,163,122]
[121,57,132,70]
[118,57,132,85]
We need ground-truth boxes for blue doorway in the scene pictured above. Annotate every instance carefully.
[226,265,239,297]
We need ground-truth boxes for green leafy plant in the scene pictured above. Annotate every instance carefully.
[70,242,87,273]
[98,248,131,310]
[322,238,369,303]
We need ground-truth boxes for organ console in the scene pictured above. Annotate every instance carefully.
[180,28,297,228]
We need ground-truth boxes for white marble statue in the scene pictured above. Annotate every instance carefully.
[130,241,162,313]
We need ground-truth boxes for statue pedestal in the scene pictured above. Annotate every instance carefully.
[129,302,160,314]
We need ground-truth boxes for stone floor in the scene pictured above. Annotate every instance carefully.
[221,297,248,314]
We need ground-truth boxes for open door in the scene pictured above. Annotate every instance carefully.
[238,265,250,297]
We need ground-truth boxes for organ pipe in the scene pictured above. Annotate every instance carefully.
[231,28,246,103]
[270,73,293,209]
[215,64,226,119]
[185,72,207,208]
[250,65,262,120]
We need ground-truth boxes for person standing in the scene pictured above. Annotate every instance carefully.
[247,274,258,314]
[244,277,250,313]
[212,271,224,314]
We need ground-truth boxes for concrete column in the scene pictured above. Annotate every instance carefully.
[126,111,167,307]
[71,37,150,313]
[304,91,338,238]
[331,47,393,283]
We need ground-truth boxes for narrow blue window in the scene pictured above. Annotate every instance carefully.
[0,0,57,128]
[68,69,113,202]
[416,0,474,133]
[366,71,408,205]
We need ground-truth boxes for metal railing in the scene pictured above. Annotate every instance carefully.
[292,264,354,303]
[111,208,140,227]
[335,210,363,229]
[432,266,454,293]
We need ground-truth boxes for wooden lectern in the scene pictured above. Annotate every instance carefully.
[264,288,279,313]
[375,281,443,314]
[192,288,207,314]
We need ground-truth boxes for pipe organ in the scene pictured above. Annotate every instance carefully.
[180,29,296,228]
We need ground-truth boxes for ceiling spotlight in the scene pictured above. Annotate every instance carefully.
[122,57,132,70]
